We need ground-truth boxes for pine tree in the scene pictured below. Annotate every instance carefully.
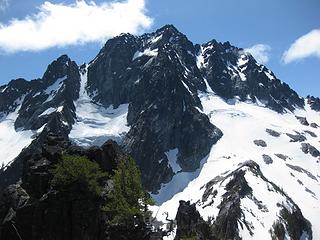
[51,154,108,195]
[103,157,153,224]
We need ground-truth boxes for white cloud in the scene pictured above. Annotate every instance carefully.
[245,44,271,64]
[283,29,320,64]
[0,0,153,53]
[0,0,10,12]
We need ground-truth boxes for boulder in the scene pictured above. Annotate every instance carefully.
[262,154,273,164]
[266,128,281,137]
[286,132,306,142]
[254,139,267,147]
[295,116,309,126]
[301,143,320,158]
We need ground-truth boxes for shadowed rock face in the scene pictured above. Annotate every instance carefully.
[175,200,215,240]
[87,34,140,107]
[0,78,40,117]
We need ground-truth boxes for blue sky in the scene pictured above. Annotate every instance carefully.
[0,0,319,96]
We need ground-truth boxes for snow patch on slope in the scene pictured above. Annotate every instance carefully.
[165,148,181,174]
[43,76,67,103]
[133,48,158,61]
[150,34,162,44]
[0,96,34,168]
[196,45,205,69]
[203,77,214,93]
[69,66,130,147]
[151,156,208,205]
[39,107,56,117]
[264,70,275,81]
[196,44,213,69]
[237,54,249,81]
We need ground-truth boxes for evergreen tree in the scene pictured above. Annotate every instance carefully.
[51,154,108,195]
[103,157,154,224]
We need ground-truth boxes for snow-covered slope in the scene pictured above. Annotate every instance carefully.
[0,96,34,168]
[151,92,320,239]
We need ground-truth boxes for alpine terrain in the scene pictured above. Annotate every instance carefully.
[0,25,319,240]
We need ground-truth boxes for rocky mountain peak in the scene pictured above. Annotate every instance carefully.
[155,24,184,39]
[197,38,304,112]
[0,54,80,133]
[156,24,179,33]
[42,54,74,82]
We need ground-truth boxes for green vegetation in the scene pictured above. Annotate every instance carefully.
[51,154,153,225]
[103,157,154,224]
[51,154,108,195]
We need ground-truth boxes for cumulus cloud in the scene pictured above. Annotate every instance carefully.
[0,0,153,53]
[0,0,10,12]
[245,44,271,64]
[283,29,320,64]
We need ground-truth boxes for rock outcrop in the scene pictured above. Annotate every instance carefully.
[0,134,159,240]
[175,200,215,240]
[199,161,312,240]
[307,95,320,111]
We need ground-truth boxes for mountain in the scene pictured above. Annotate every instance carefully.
[0,25,319,239]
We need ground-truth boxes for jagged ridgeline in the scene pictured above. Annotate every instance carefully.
[0,25,319,240]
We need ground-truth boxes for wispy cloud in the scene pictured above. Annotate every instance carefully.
[245,44,271,64]
[0,0,153,53]
[0,0,10,12]
[283,29,320,64]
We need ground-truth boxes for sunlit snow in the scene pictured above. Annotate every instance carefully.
[39,107,56,117]
[152,92,320,239]
[0,96,34,168]
[133,48,158,61]
[69,66,130,147]
[43,76,67,103]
